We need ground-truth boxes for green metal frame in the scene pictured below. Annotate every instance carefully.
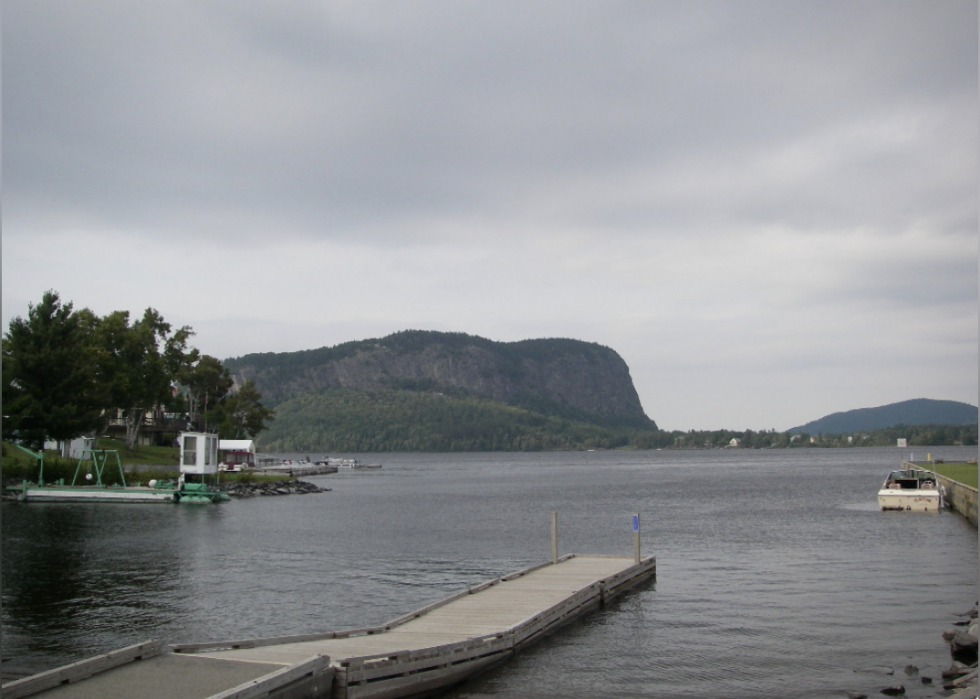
[11,443,46,486]
[72,449,127,487]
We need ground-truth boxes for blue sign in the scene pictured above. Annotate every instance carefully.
[632,514,639,532]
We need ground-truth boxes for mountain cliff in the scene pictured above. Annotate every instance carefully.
[789,398,978,435]
[223,331,656,450]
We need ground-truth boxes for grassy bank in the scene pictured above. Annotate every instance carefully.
[930,462,979,489]
[2,438,179,466]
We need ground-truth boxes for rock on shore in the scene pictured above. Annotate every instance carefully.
[220,480,328,497]
[943,610,979,665]
[848,606,978,699]
[941,606,978,699]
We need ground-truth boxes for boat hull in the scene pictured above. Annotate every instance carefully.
[877,490,942,512]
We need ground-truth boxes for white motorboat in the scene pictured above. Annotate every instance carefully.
[877,468,943,512]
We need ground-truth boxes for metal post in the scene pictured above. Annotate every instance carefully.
[551,512,559,564]
[12,443,45,486]
[632,513,641,564]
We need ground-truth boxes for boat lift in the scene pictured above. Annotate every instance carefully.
[72,448,127,487]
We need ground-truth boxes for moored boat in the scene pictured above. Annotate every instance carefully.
[218,438,256,473]
[333,458,382,470]
[877,467,943,512]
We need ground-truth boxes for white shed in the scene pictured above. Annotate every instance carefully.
[180,432,219,474]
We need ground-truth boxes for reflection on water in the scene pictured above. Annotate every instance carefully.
[2,504,185,662]
[3,506,92,655]
[3,447,978,698]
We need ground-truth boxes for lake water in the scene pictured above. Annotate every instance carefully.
[3,447,977,698]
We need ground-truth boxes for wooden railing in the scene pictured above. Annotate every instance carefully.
[0,640,163,699]
[206,655,332,699]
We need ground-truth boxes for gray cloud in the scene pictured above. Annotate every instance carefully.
[3,0,976,430]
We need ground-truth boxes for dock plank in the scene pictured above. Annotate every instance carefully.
[193,555,636,667]
[184,555,655,697]
[16,654,285,699]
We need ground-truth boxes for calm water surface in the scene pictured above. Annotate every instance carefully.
[3,447,977,698]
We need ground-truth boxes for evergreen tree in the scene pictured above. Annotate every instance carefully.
[211,380,274,439]
[2,291,106,448]
[181,354,233,430]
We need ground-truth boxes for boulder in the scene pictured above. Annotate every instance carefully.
[943,627,978,665]
[942,661,973,680]
[222,480,329,498]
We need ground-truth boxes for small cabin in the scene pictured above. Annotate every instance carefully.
[180,432,219,475]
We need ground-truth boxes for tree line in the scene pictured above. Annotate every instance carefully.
[258,388,638,452]
[257,386,977,453]
[2,291,273,451]
[639,424,977,450]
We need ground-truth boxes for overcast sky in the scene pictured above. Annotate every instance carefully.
[3,1,977,431]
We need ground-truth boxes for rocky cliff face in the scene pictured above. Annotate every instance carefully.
[225,331,654,428]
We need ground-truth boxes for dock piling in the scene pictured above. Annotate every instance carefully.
[550,511,559,564]
[633,513,641,564]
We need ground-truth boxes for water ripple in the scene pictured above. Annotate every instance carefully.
[4,447,977,696]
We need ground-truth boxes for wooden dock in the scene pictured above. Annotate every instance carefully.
[3,553,656,699]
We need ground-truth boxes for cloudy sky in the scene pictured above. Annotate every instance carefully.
[3,1,977,431]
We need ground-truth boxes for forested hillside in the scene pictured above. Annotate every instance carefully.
[225,331,657,450]
[258,388,651,452]
[225,331,653,426]
[223,332,977,452]
[789,398,977,434]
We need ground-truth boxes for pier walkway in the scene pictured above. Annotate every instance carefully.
[4,553,657,699]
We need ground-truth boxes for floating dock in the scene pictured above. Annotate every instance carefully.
[251,463,340,477]
[11,483,182,504]
[3,553,656,699]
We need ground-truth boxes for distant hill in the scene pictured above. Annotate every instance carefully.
[789,399,978,435]
[223,330,657,451]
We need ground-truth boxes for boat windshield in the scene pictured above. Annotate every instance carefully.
[884,470,937,490]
